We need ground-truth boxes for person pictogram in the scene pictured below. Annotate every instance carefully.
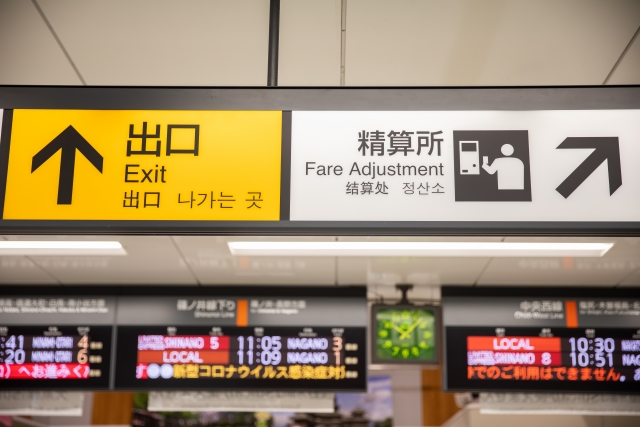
[453,130,531,202]
[481,144,525,190]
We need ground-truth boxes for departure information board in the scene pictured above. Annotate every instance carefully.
[0,294,116,390]
[114,288,368,391]
[447,327,640,393]
[0,325,112,389]
[115,326,366,390]
[442,287,640,393]
[0,287,367,391]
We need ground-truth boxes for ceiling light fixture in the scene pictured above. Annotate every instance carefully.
[227,241,613,257]
[0,241,127,256]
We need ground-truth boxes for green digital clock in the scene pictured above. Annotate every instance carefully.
[371,304,439,364]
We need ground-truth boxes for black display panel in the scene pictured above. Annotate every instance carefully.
[445,327,640,393]
[115,325,366,391]
[442,287,640,394]
[0,325,112,390]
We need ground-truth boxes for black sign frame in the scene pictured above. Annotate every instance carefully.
[1,85,640,236]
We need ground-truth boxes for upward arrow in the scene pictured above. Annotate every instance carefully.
[555,137,622,199]
[31,125,103,204]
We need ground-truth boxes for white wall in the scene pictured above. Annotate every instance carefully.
[372,368,423,427]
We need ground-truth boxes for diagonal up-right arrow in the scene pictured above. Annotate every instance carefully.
[555,137,622,199]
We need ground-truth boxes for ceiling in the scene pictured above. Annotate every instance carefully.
[0,236,638,294]
[0,1,639,291]
[0,0,638,86]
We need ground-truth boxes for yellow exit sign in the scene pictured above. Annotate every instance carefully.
[3,110,282,221]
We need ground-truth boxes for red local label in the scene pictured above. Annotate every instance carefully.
[137,350,230,364]
[467,336,561,352]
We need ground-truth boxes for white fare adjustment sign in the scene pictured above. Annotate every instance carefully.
[289,110,640,222]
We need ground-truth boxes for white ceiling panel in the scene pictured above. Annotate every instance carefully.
[338,256,491,286]
[619,267,640,286]
[0,0,81,85]
[0,256,57,284]
[279,0,341,86]
[0,235,638,288]
[478,237,640,286]
[607,30,640,85]
[345,0,640,86]
[37,0,269,86]
[2,235,196,285]
[336,236,501,285]
[172,236,337,285]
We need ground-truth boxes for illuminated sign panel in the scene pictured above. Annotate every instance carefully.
[115,326,365,390]
[2,86,640,235]
[2,110,282,221]
[0,287,367,391]
[0,327,111,387]
[0,295,114,389]
[114,290,367,391]
[442,288,640,393]
[447,328,639,391]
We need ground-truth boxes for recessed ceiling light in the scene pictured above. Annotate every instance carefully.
[0,241,126,256]
[227,241,613,257]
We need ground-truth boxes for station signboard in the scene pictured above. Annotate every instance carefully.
[442,287,640,394]
[1,86,639,235]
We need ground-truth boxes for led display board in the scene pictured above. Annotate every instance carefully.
[0,295,115,390]
[0,286,366,391]
[442,287,640,394]
[115,326,364,390]
[113,288,367,391]
[371,304,439,365]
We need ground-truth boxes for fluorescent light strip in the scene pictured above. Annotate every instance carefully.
[227,241,613,257]
[0,241,126,256]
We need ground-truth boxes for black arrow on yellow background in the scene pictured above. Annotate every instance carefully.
[31,125,103,204]
[556,137,622,199]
